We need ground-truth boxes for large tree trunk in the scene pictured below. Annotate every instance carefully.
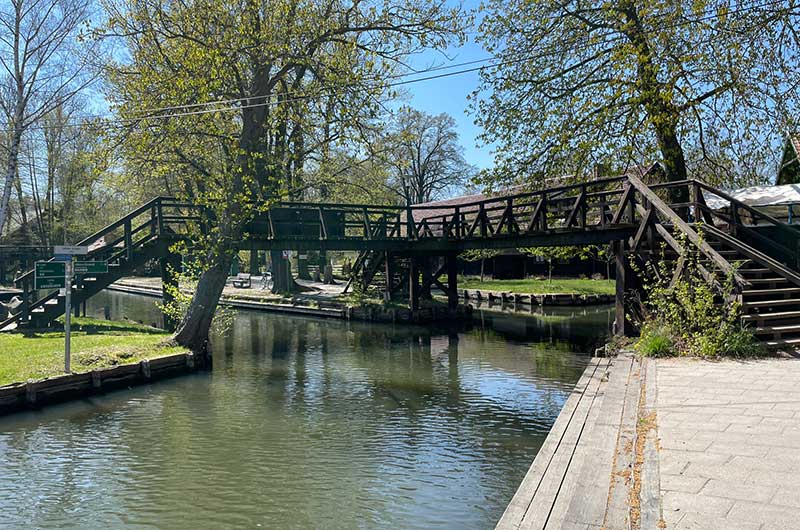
[0,120,23,238]
[271,249,299,294]
[171,251,233,352]
[655,123,690,205]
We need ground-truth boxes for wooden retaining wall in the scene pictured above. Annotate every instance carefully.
[107,283,472,324]
[0,352,202,416]
[461,289,613,306]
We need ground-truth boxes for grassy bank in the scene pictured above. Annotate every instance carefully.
[0,318,185,386]
[458,277,615,295]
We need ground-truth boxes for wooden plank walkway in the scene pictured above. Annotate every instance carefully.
[495,353,641,530]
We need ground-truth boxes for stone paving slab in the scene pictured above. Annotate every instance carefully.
[653,358,800,530]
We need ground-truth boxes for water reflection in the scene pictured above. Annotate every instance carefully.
[0,291,611,530]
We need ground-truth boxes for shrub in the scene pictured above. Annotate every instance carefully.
[635,324,676,357]
[632,231,761,358]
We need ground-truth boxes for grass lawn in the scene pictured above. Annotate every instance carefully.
[0,318,185,386]
[458,277,615,295]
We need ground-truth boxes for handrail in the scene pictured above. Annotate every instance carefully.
[14,197,164,284]
[695,180,800,234]
[626,173,748,288]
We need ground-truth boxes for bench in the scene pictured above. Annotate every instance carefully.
[232,273,251,289]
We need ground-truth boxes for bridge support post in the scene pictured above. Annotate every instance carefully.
[409,258,420,311]
[614,240,628,336]
[420,256,432,300]
[160,252,182,332]
[384,252,394,302]
[249,248,260,276]
[446,253,458,312]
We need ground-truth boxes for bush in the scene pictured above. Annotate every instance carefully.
[632,232,762,358]
[636,324,676,357]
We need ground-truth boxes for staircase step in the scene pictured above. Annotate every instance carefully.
[743,311,800,323]
[743,287,800,297]
[745,298,800,309]
[746,278,790,285]
[739,268,775,276]
[754,324,800,337]
[765,337,800,348]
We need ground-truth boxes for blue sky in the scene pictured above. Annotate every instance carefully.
[401,4,493,170]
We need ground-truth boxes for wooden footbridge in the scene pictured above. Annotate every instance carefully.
[2,165,800,346]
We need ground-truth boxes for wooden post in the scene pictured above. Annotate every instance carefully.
[614,240,627,336]
[409,258,420,310]
[249,245,260,275]
[420,256,432,300]
[384,252,394,302]
[446,253,458,312]
[124,219,133,261]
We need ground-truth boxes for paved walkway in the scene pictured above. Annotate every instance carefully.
[652,358,800,530]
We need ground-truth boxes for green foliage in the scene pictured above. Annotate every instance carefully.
[518,245,597,281]
[156,261,234,336]
[473,0,800,186]
[635,324,676,357]
[459,248,501,262]
[633,237,763,358]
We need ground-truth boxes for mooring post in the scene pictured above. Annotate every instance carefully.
[446,253,458,312]
[614,240,627,336]
[160,252,182,331]
[409,258,420,311]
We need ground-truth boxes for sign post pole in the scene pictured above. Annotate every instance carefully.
[64,259,72,373]
[53,246,87,374]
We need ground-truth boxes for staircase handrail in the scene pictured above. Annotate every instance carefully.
[694,181,800,235]
[626,173,748,288]
[14,197,164,285]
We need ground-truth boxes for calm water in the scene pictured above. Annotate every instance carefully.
[0,291,612,530]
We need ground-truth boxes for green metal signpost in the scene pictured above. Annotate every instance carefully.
[34,261,66,290]
[74,261,108,274]
[33,246,106,373]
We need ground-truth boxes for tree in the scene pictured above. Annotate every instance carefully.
[473,1,800,187]
[518,246,595,283]
[383,107,474,205]
[460,248,500,282]
[105,0,466,351]
[0,0,97,238]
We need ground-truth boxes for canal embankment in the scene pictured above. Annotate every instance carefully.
[0,317,198,416]
[495,351,647,530]
[109,277,473,323]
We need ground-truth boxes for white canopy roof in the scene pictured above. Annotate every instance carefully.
[704,184,800,210]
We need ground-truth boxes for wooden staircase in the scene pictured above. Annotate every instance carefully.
[0,198,188,330]
[621,174,800,349]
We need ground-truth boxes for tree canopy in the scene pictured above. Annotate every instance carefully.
[103,0,467,348]
[473,0,800,187]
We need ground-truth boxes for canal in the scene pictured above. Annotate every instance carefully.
[0,291,612,530]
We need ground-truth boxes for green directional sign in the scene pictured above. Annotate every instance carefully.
[74,260,108,274]
[35,261,66,290]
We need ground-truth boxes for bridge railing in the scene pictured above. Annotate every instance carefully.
[407,176,630,241]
